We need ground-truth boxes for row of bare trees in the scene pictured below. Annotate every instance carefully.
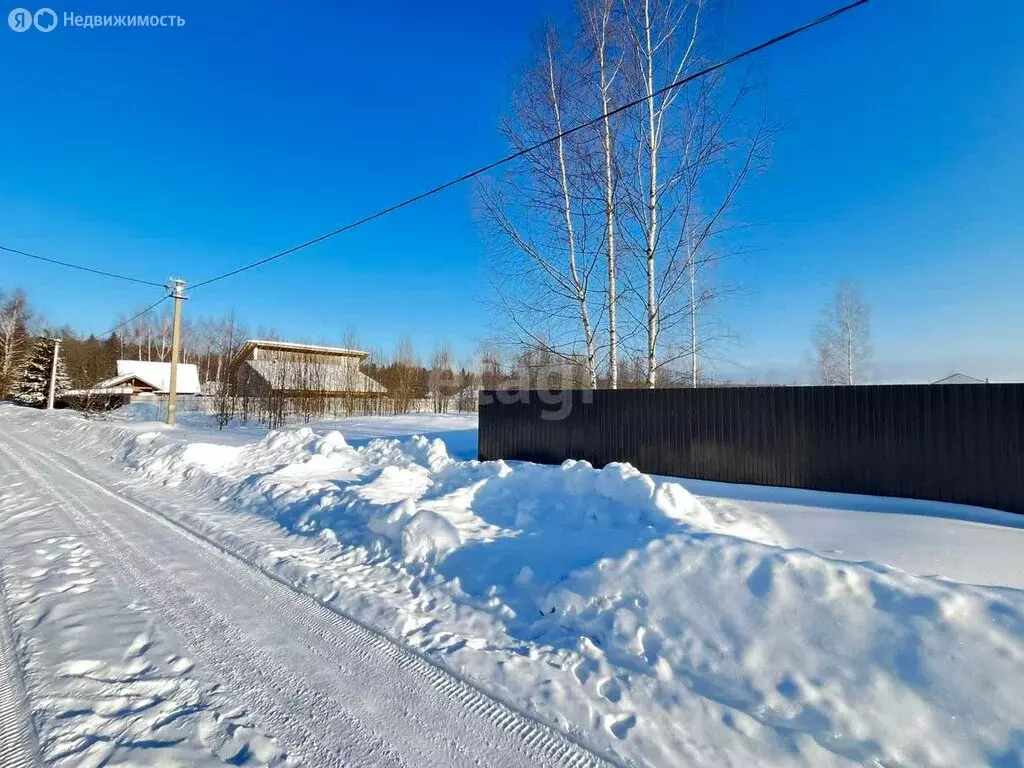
[219,330,683,432]
[2,288,485,423]
[482,0,773,389]
[110,306,249,386]
[217,326,731,432]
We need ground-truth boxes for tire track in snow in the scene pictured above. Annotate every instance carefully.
[0,539,42,767]
[2,429,615,768]
[0,436,401,768]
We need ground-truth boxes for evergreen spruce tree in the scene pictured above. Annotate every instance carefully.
[12,338,72,406]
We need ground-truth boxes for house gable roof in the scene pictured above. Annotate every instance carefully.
[244,339,368,357]
[230,339,369,368]
[93,371,163,390]
[932,373,986,385]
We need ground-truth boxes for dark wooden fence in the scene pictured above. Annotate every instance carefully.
[478,385,1024,514]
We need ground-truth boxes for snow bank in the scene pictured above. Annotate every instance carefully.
[5,404,1023,768]
[111,421,783,568]
[539,535,1024,765]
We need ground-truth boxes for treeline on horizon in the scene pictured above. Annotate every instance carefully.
[1,285,748,411]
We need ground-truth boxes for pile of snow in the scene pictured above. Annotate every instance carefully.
[116,425,781,569]
[5,403,1023,767]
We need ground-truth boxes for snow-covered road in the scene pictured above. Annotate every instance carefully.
[0,425,609,767]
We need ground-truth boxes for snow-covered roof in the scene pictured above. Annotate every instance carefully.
[245,359,386,394]
[112,360,201,394]
[94,371,163,390]
[241,339,369,358]
[932,373,987,385]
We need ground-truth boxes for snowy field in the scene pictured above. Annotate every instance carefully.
[0,403,1022,767]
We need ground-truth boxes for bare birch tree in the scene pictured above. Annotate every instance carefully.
[813,279,872,385]
[390,336,421,414]
[214,313,247,427]
[428,342,457,413]
[455,355,479,412]
[0,289,31,399]
[618,0,771,387]
[127,307,149,361]
[338,325,361,416]
[582,0,623,388]
[480,25,602,388]
[155,305,172,361]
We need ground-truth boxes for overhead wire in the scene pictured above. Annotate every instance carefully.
[0,244,166,288]
[101,296,170,337]
[189,0,870,290]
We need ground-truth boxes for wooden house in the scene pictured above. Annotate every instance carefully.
[227,339,386,398]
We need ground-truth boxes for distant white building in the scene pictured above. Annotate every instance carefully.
[62,360,202,408]
[93,360,202,398]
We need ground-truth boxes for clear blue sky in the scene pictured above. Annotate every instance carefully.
[2,0,1022,381]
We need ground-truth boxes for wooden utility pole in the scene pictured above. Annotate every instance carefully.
[166,279,187,425]
[46,337,61,410]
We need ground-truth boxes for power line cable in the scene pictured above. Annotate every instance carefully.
[0,244,166,287]
[102,296,169,337]
[190,0,869,291]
